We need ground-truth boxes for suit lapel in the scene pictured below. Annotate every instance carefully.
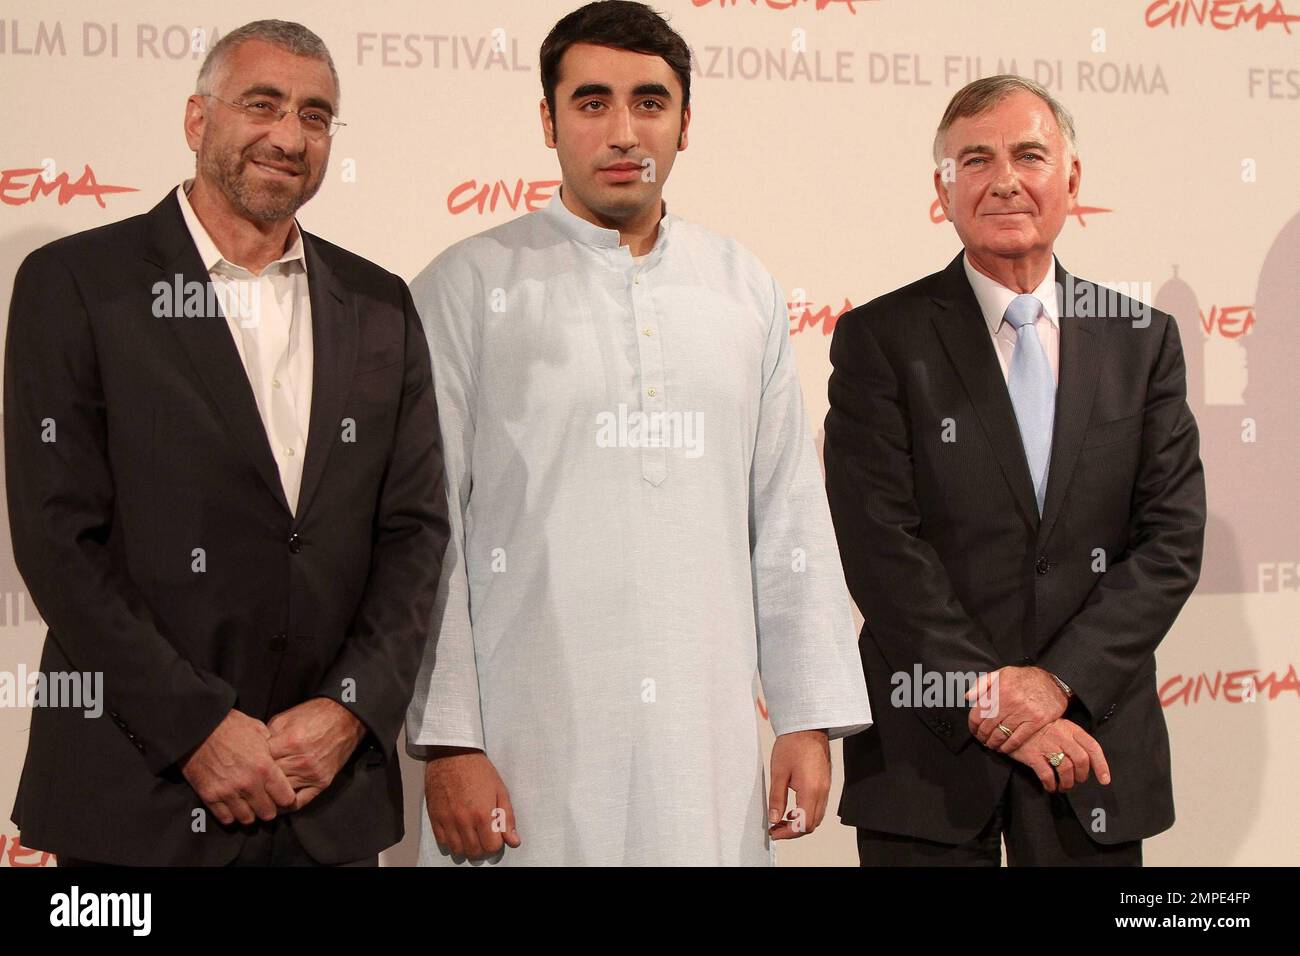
[294,233,357,523]
[1038,260,1102,545]
[144,192,292,515]
[929,252,1040,531]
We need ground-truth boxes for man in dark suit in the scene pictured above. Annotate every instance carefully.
[3,20,448,866]
[825,76,1205,865]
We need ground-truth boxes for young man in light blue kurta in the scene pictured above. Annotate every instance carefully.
[405,0,870,866]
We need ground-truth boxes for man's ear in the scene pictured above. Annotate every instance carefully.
[540,97,557,149]
[1067,153,1081,204]
[933,166,951,221]
[183,95,206,153]
[677,105,691,152]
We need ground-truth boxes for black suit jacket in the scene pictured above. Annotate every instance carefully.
[826,251,1205,845]
[4,191,449,864]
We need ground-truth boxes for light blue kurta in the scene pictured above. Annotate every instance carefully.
[405,192,871,866]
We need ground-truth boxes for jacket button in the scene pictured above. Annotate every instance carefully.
[1035,556,1051,575]
[269,633,288,652]
[288,532,302,554]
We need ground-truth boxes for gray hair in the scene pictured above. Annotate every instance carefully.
[195,19,339,106]
[933,74,1076,166]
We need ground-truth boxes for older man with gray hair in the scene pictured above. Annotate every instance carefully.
[826,75,1205,865]
[6,19,447,866]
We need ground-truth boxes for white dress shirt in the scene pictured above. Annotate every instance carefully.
[175,182,313,515]
[405,191,872,866]
[963,253,1060,384]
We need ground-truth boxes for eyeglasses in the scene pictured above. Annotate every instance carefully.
[204,95,346,139]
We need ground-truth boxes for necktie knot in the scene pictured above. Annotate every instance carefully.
[1003,294,1042,332]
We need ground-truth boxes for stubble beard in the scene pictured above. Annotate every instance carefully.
[200,142,325,223]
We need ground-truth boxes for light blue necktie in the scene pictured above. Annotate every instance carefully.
[1003,294,1055,515]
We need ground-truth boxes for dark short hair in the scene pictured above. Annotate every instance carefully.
[540,1,692,119]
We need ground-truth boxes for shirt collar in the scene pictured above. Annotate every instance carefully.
[962,252,1059,335]
[541,185,674,267]
[175,180,307,277]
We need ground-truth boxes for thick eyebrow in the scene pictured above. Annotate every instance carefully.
[236,84,286,102]
[1010,139,1050,154]
[235,83,336,114]
[569,82,673,101]
[632,83,672,99]
[571,83,613,100]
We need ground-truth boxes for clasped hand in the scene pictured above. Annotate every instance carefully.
[180,698,365,826]
[966,666,1111,792]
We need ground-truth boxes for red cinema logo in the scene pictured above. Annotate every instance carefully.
[448,178,560,216]
[1200,305,1256,338]
[1161,665,1300,705]
[0,165,137,208]
[1145,0,1300,31]
[929,197,1112,227]
[788,297,855,337]
[0,832,52,867]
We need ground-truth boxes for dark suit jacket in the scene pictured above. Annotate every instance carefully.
[826,251,1205,846]
[4,190,449,865]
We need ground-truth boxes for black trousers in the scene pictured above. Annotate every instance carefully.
[856,764,1143,866]
[56,816,378,867]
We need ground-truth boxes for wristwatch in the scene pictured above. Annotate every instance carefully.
[1050,672,1074,699]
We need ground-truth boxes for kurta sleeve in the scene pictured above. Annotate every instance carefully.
[404,248,486,755]
[749,273,872,740]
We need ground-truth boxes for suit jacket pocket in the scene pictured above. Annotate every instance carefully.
[1081,411,1143,450]
[354,342,402,376]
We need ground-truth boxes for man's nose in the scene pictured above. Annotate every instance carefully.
[607,106,638,151]
[990,161,1021,198]
[266,110,309,156]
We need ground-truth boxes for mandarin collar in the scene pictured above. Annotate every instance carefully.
[541,186,674,268]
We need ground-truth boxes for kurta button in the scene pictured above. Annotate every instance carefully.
[269,633,288,652]
[288,532,302,553]
[1035,556,1050,575]
[646,388,656,397]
